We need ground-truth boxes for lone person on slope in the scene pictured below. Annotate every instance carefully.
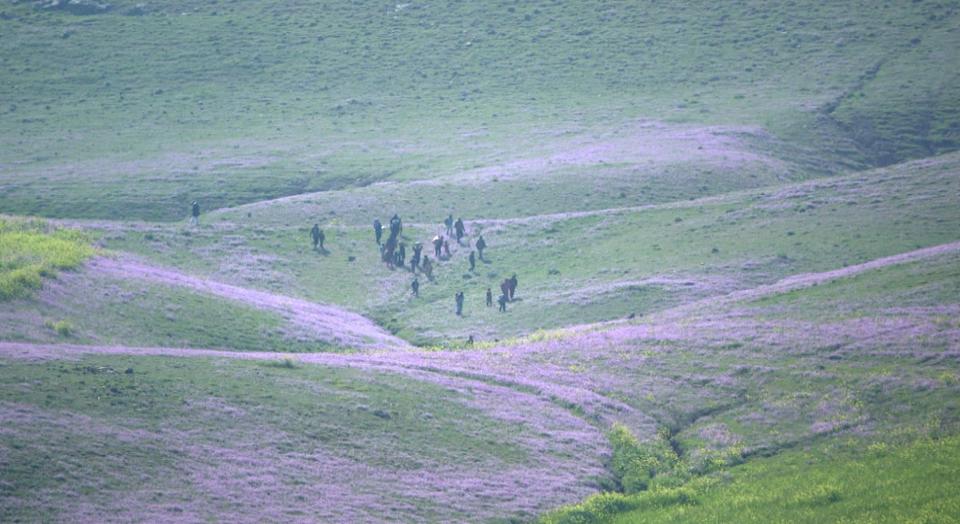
[310,223,324,251]
[190,201,201,226]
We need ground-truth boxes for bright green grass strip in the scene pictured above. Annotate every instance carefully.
[0,218,93,300]
[541,435,960,524]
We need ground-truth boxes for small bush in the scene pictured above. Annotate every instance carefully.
[263,358,300,369]
[789,483,842,507]
[0,217,93,301]
[44,319,74,337]
[609,423,684,493]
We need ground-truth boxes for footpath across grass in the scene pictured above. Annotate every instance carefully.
[0,217,93,300]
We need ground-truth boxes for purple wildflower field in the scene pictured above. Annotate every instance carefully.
[2,238,959,521]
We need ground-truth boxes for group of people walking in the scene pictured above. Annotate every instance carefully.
[371,213,512,318]
[189,201,515,324]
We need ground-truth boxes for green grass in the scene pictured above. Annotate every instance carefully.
[0,217,93,300]
[0,270,338,351]
[542,435,960,524]
[0,355,530,521]
[1,1,958,220]
[748,250,960,320]
[100,151,960,344]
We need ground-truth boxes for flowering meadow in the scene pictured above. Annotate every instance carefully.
[2,1,960,521]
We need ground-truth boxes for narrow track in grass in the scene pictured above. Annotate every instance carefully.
[89,255,411,351]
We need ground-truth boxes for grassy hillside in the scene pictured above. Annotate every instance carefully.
[0,355,604,522]
[0,269,337,352]
[542,435,960,524]
[95,152,960,344]
[2,1,959,522]
[2,1,958,219]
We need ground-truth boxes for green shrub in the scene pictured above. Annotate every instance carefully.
[609,423,684,493]
[539,486,700,524]
[0,217,93,301]
[44,319,74,337]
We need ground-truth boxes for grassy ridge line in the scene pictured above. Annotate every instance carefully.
[0,217,93,300]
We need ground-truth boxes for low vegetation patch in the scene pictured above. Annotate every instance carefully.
[0,217,93,300]
[542,433,960,524]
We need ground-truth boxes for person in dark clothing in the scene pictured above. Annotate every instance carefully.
[411,243,422,272]
[508,274,518,301]
[310,224,325,251]
[475,235,486,260]
[411,278,419,297]
[454,218,465,243]
[421,256,433,280]
[382,236,397,267]
[500,279,510,302]
[433,235,443,258]
[466,335,474,346]
[310,223,320,249]
[468,250,476,271]
[190,201,200,226]
[373,219,383,245]
[498,293,508,312]
[455,291,464,316]
[486,287,493,307]
[443,239,451,259]
[389,214,402,240]
[398,243,406,266]
[444,214,454,236]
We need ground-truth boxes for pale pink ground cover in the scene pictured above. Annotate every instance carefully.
[3,241,960,521]
[0,344,608,522]
[90,256,410,351]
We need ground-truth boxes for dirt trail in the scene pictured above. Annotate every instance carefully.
[88,256,410,351]
[3,241,957,433]
[489,239,960,337]
[666,240,960,314]
[0,340,637,429]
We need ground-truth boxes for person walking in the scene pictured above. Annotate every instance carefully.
[443,239,451,259]
[468,250,476,271]
[508,274,518,301]
[373,219,383,245]
[486,287,493,307]
[411,243,422,272]
[444,214,454,236]
[310,224,323,250]
[190,201,200,226]
[498,293,508,312]
[433,235,443,258]
[475,235,487,260]
[422,256,433,280]
[411,278,419,297]
[454,218,465,244]
[455,291,464,316]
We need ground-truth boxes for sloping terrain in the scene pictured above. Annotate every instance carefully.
[91,152,960,344]
[2,1,958,219]
[2,237,958,521]
[2,1,959,522]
